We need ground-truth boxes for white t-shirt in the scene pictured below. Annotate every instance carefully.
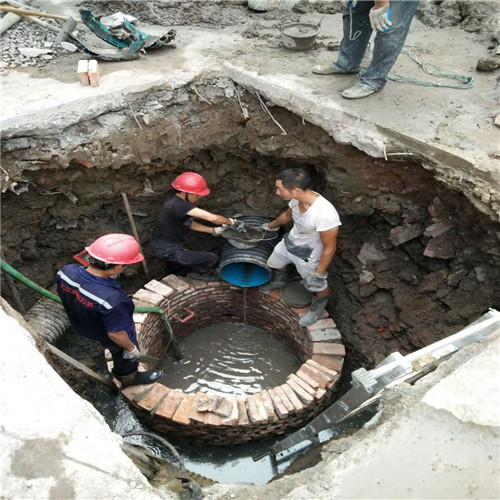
[287,194,341,261]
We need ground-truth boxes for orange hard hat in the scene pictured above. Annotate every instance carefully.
[171,172,210,196]
[86,234,144,265]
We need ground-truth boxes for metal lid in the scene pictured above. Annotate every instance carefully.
[281,281,313,308]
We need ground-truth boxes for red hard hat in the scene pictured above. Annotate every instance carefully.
[86,234,144,265]
[171,172,210,196]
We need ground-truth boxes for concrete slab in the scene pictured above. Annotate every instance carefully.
[1,301,171,500]
[1,11,498,218]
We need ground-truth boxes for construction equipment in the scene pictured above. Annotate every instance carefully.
[254,309,500,461]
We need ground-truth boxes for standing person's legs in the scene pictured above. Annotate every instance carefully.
[313,1,373,74]
[260,240,292,292]
[108,342,138,377]
[358,0,420,90]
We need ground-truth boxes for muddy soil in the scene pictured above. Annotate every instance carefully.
[2,78,499,368]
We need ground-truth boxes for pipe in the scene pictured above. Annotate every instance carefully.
[0,258,183,359]
[218,215,281,287]
[24,298,70,344]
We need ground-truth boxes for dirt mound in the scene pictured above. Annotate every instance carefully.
[416,0,500,45]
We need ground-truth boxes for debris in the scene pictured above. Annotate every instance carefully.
[0,12,22,35]
[327,40,340,51]
[423,232,461,259]
[495,114,500,128]
[358,243,387,265]
[77,60,90,86]
[476,56,500,71]
[390,223,424,246]
[55,17,77,44]
[359,270,375,284]
[60,41,78,52]
[18,47,53,58]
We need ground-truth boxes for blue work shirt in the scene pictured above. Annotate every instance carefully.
[56,264,136,348]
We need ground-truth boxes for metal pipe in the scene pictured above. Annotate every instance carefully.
[121,192,149,277]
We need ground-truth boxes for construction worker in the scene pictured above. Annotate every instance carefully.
[260,169,341,327]
[151,172,243,274]
[312,0,420,99]
[56,234,162,388]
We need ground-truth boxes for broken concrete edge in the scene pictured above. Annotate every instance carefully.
[115,274,345,442]
[221,63,500,222]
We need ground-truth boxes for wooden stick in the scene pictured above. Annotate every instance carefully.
[121,192,149,277]
[0,4,83,23]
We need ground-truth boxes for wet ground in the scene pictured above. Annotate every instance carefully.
[157,322,301,396]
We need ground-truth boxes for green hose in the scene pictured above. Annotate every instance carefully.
[0,258,183,359]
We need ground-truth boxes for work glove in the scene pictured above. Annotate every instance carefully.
[123,345,141,361]
[260,222,275,232]
[369,3,392,32]
[342,0,358,8]
[228,218,247,233]
[213,226,225,236]
[301,270,328,292]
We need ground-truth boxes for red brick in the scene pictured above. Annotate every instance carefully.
[156,389,184,419]
[172,394,195,424]
[312,343,346,356]
[237,399,249,426]
[290,372,317,394]
[246,396,265,424]
[132,289,164,306]
[314,388,327,400]
[255,390,278,422]
[268,388,289,419]
[221,398,239,425]
[121,383,156,401]
[312,355,344,372]
[137,384,170,411]
[307,318,336,332]
[306,359,338,378]
[300,364,331,389]
[161,274,191,292]
[145,279,174,297]
[286,380,314,405]
[269,289,282,301]
[274,385,296,413]
[133,313,148,324]
[204,410,224,426]
[294,369,320,390]
[189,392,208,423]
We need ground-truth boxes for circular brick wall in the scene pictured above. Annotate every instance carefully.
[112,274,346,445]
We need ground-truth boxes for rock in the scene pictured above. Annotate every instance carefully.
[474,266,487,283]
[390,224,424,246]
[327,40,340,51]
[18,47,53,58]
[424,220,454,238]
[358,243,387,266]
[359,270,375,284]
[417,271,446,294]
[447,269,468,287]
[476,56,500,71]
[423,232,461,259]
[495,114,500,128]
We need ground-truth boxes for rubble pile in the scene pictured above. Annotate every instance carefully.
[0,16,60,71]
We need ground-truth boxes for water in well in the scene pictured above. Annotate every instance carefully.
[157,321,301,396]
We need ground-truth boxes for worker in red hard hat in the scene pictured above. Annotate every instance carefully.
[56,234,163,388]
[151,172,244,274]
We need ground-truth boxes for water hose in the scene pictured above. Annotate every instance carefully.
[0,258,183,359]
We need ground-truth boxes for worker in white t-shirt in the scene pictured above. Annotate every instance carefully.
[260,168,341,327]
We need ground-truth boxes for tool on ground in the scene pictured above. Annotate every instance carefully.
[55,16,77,43]
[254,309,500,461]
[121,193,149,277]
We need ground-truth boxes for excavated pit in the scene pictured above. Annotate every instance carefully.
[2,79,499,370]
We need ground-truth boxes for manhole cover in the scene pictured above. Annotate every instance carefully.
[281,281,313,308]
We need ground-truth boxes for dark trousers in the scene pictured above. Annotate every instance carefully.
[107,342,138,377]
[163,246,218,272]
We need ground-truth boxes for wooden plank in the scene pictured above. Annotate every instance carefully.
[289,373,317,395]
[280,384,304,412]
[286,380,314,405]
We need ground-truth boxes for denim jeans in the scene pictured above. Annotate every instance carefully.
[333,0,420,90]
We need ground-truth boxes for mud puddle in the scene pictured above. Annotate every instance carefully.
[157,322,301,396]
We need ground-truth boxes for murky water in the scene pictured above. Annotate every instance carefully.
[158,322,300,396]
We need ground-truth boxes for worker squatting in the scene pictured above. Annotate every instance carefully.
[56,168,341,388]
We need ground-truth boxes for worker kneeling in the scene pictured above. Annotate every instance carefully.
[56,234,163,388]
[261,169,341,327]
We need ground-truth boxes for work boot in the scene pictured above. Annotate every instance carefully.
[341,83,378,99]
[115,369,163,388]
[298,295,329,327]
[312,64,359,75]
[259,270,288,293]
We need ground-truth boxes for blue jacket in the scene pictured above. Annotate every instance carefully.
[56,264,136,348]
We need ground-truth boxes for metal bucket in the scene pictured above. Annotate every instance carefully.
[281,22,320,51]
[218,216,281,287]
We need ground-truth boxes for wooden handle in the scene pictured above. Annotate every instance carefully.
[0,4,82,22]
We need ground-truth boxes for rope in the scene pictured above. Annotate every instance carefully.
[361,46,474,89]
